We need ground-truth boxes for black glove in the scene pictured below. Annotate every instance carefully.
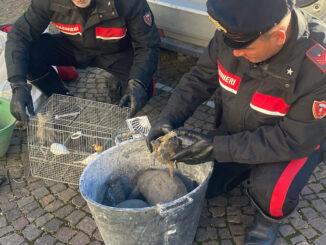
[171,129,215,165]
[119,79,149,117]
[146,118,175,152]
[10,82,35,122]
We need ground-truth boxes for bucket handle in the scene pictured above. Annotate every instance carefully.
[156,196,194,217]
[114,131,145,145]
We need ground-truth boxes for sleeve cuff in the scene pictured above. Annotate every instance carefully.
[213,135,233,162]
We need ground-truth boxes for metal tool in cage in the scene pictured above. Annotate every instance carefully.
[28,94,131,185]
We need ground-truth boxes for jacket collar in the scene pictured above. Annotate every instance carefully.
[260,8,311,92]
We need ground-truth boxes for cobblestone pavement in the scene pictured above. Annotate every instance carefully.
[1,1,326,245]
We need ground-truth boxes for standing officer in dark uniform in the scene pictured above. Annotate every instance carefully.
[5,0,160,122]
[147,0,326,244]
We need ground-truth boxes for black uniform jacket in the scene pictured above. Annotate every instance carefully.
[5,0,161,90]
[160,8,326,164]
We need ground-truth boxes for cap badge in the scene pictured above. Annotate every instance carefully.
[208,14,227,33]
[312,100,326,119]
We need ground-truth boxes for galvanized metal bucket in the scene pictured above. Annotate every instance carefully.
[80,136,213,245]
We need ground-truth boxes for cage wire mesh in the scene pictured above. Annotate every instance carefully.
[28,94,130,185]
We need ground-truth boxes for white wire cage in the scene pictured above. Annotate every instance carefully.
[28,94,130,185]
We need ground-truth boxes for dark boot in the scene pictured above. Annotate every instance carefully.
[29,68,70,97]
[245,212,280,245]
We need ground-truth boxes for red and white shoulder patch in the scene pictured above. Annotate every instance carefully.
[143,11,152,26]
[312,100,326,119]
[306,43,326,73]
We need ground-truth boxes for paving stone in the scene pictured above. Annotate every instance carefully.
[297,200,309,208]
[72,195,86,208]
[309,183,324,193]
[241,214,254,227]
[57,188,77,202]
[66,210,86,226]
[290,235,305,244]
[201,241,219,245]
[44,180,57,187]
[55,204,74,218]
[0,202,18,213]
[296,241,311,245]
[6,208,23,222]
[26,207,46,222]
[50,183,67,194]
[311,199,326,212]
[196,228,218,242]
[229,196,249,207]
[35,213,54,227]
[0,233,25,245]
[218,228,232,239]
[310,217,326,233]
[242,206,255,215]
[209,207,225,218]
[199,217,226,228]
[17,196,34,208]
[300,207,318,219]
[226,206,241,216]
[92,229,103,241]
[56,227,77,243]
[32,187,50,199]
[229,224,245,236]
[34,234,57,245]
[221,240,233,245]
[13,187,30,198]
[227,215,241,224]
[274,236,288,245]
[44,218,63,233]
[39,194,55,207]
[303,194,317,200]
[315,234,326,245]
[28,180,45,191]
[45,200,64,212]
[0,217,7,228]
[301,228,318,239]
[89,241,103,245]
[12,216,29,230]
[201,207,211,218]
[22,224,42,241]
[279,224,296,237]
[70,231,91,245]
[290,218,309,230]
[21,201,39,214]
[0,225,14,237]
[76,216,97,235]
[208,196,228,207]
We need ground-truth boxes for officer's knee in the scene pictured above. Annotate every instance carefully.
[249,184,299,218]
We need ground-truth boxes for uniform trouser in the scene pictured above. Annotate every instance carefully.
[27,33,133,95]
[206,148,322,219]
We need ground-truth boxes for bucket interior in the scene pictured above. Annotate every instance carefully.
[80,138,213,208]
[0,97,16,132]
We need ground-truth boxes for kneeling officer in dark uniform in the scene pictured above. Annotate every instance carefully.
[147,0,326,244]
[5,0,161,122]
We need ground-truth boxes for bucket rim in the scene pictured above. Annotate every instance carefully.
[0,97,16,132]
[79,138,214,212]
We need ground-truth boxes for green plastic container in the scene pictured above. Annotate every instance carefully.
[0,97,16,157]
